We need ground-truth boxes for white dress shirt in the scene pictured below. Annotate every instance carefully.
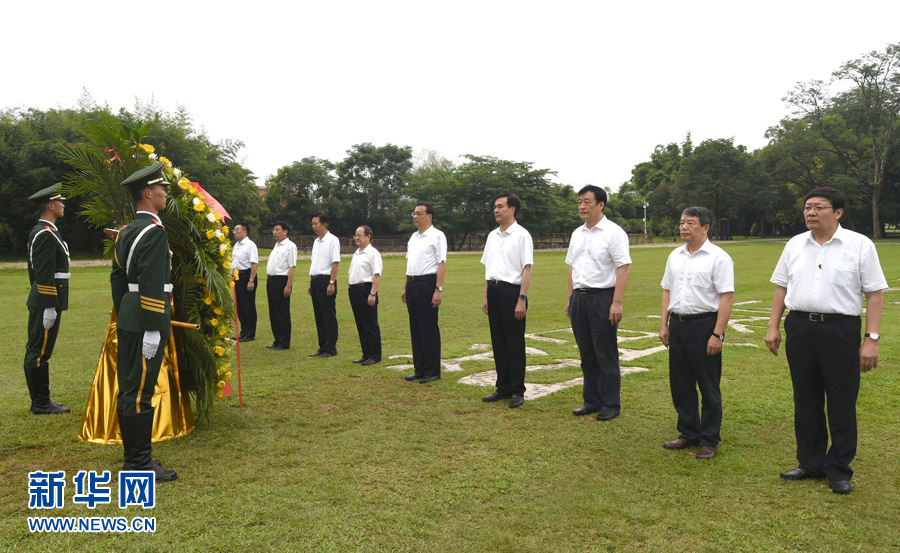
[266,238,297,276]
[309,232,341,276]
[480,221,534,284]
[232,237,259,271]
[661,239,734,315]
[406,226,447,276]
[348,245,383,285]
[565,216,632,289]
[770,225,887,316]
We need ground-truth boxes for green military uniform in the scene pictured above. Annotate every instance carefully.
[24,183,71,415]
[113,161,177,481]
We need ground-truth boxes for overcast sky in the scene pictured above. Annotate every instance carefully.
[4,1,899,192]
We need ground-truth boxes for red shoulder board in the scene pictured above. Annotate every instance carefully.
[44,226,52,231]
[153,219,165,228]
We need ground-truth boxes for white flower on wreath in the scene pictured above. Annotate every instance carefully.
[207,212,217,223]
[173,168,182,178]
[219,243,227,252]
[192,197,201,206]
[214,229,223,239]
[148,153,158,161]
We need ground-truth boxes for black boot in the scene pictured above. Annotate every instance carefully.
[118,410,135,471]
[27,364,70,415]
[120,408,177,482]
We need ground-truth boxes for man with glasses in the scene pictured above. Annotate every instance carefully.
[765,187,886,495]
[266,221,297,350]
[348,225,382,365]
[401,203,447,383]
[565,185,631,421]
[308,213,340,358]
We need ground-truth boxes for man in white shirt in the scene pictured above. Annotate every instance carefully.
[232,222,259,342]
[401,203,447,384]
[565,185,631,421]
[480,194,533,409]
[266,221,297,350]
[766,187,886,495]
[348,225,383,366]
[308,213,340,358]
[659,207,734,460]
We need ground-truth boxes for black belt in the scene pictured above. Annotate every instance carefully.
[237,268,252,272]
[790,311,857,323]
[349,283,371,288]
[310,275,331,281]
[488,279,518,287]
[574,287,614,295]
[671,311,717,322]
[407,274,437,282]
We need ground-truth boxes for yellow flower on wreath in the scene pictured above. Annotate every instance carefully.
[218,326,228,336]
[139,143,155,154]
[214,307,224,315]
[214,346,225,357]
[206,230,215,239]
[193,202,206,212]
[211,318,219,327]
[204,296,213,305]
[159,156,171,166]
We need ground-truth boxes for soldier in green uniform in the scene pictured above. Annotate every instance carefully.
[112,162,177,482]
[24,183,71,415]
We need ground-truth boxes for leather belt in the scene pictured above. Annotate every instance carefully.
[574,287,613,294]
[310,274,331,281]
[407,274,437,282]
[488,279,518,287]
[790,311,856,323]
[672,311,717,322]
[128,283,173,292]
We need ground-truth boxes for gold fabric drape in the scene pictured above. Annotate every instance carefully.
[78,310,195,444]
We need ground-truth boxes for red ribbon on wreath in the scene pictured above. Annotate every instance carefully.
[104,147,122,163]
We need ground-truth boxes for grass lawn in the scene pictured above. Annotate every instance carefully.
[1,241,899,552]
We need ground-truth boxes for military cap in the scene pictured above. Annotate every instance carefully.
[28,183,66,202]
[121,161,169,189]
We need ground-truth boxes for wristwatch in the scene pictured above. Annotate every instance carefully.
[328,280,335,285]
[865,332,880,341]
[435,286,443,292]
[369,292,377,297]
[519,294,527,300]
[712,332,725,341]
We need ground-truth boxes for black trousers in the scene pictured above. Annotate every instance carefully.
[266,275,291,348]
[116,328,164,415]
[487,281,526,396]
[236,269,257,340]
[310,276,338,355]
[569,288,620,413]
[785,312,861,482]
[406,274,441,379]
[348,283,381,361]
[668,313,722,447]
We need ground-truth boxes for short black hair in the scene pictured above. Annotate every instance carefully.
[273,220,290,233]
[578,185,607,205]
[681,206,713,227]
[233,222,249,233]
[312,212,329,226]
[360,225,373,238]
[804,187,845,211]
[494,193,521,218]
[129,185,145,204]
[416,202,435,221]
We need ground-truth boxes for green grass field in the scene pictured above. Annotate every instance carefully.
[1,242,899,552]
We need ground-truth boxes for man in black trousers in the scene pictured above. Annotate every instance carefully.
[480,194,533,408]
[308,213,340,358]
[766,187,886,495]
[347,225,382,365]
[232,222,258,342]
[401,203,447,384]
[265,221,297,350]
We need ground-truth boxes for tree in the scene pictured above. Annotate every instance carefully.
[336,143,413,235]
[265,157,335,233]
[785,42,900,237]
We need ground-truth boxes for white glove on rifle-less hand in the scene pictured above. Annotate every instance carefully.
[42,308,58,330]
[142,330,161,359]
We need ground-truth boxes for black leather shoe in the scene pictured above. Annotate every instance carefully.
[404,374,420,381]
[353,357,367,364]
[780,467,819,480]
[482,392,507,402]
[595,409,619,421]
[271,345,288,351]
[318,352,335,358]
[830,480,852,494]
[419,376,441,384]
[509,395,524,408]
[573,405,599,416]
[267,344,277,349]
[309,351,323,357]
[239,337,255,343]
[361,358,379,366]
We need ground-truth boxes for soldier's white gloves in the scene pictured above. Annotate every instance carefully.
[142,330,161,359]
[42,308,58,330]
